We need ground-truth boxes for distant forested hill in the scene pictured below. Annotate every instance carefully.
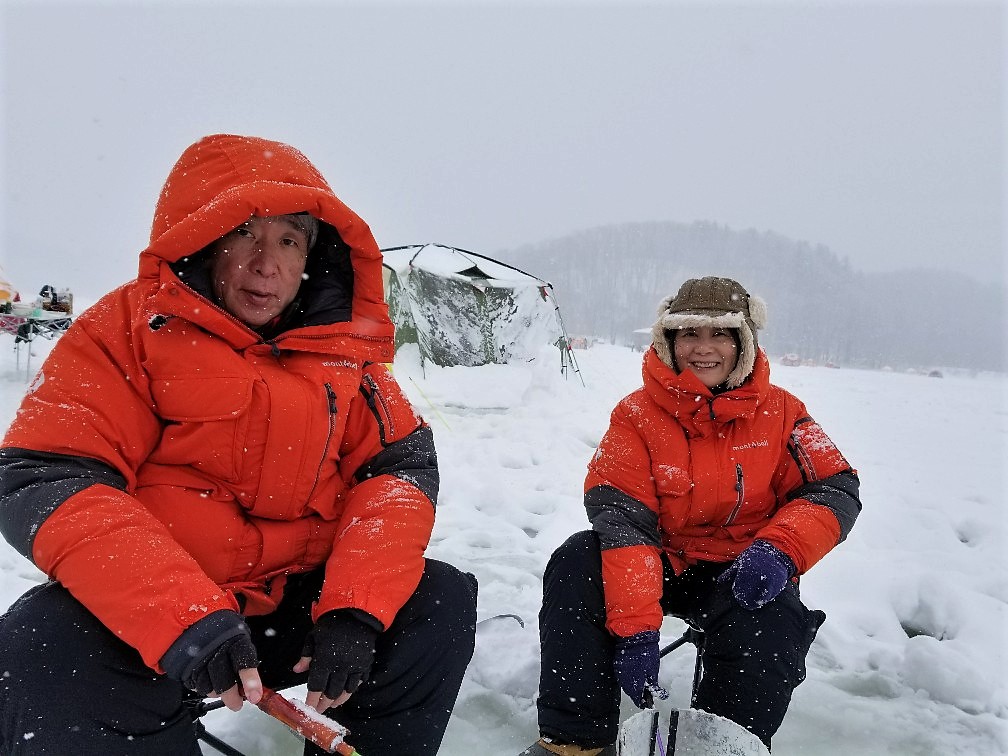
[498,221,1004,372]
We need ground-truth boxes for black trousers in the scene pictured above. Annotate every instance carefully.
[536,531,823,750]
[0,559,477,756]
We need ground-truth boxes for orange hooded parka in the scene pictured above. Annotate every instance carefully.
[0,135,437,671]
[585,347,860,638]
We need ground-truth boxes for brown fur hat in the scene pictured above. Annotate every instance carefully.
[651,276,767,389]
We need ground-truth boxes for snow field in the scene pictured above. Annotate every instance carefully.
[0,337,1005,754]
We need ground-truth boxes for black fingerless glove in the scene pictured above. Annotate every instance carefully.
[301,610,380,700]
[160,609,259,696]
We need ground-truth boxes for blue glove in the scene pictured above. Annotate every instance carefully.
[718,540,796,610]
[613,630,669,708]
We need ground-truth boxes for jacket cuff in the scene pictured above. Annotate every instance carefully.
[159,609,246,681]
[318,607,384,633]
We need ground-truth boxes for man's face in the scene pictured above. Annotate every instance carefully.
[209,216,310,328]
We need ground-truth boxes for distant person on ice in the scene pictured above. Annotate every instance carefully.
[520,276,861,755]
[0,134,477,755]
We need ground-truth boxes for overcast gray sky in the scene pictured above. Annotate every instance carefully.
[2,0,1004,299]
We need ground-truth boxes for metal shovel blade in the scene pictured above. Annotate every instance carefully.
[668,709,769,755]
[616,709,659,756]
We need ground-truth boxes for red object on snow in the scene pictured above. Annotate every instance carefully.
[255,687,360,755]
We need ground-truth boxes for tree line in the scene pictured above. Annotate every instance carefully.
[499,221,1005,373]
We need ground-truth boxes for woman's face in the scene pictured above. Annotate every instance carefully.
[673,326,739,388]
[209,216,310,328]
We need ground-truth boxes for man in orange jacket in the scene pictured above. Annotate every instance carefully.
[0,134,477,755]
[521,277,861,755]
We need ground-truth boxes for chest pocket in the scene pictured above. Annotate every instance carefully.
[148,376,254,482]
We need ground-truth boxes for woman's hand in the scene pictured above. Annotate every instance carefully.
[718,540,795,610]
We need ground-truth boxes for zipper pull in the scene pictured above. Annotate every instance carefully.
[725,464,745,526]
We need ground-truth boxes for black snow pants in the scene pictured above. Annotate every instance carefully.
[0,559,477,756]
[536,531,824,750]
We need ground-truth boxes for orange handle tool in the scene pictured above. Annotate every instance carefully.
[255,687,361,755]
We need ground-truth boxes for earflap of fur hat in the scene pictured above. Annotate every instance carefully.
[748,294,768,330]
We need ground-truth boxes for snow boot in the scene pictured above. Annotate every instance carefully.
[518,739,616,756]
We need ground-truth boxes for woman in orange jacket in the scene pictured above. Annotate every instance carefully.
[521,276,860,755]
[0,134,477,756]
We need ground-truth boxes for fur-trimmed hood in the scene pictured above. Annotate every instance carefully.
[651,276,767,389]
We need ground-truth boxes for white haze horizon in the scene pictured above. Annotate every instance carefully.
[2,1,1005,302]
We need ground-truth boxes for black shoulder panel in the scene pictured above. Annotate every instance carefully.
[354,426,439,508]
[0,448,127,560]
[788,469,862,543]
[585,484,661,551]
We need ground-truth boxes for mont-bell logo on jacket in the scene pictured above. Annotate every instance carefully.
[732,439,769,451]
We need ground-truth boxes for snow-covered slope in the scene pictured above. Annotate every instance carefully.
[1,337,1004,755]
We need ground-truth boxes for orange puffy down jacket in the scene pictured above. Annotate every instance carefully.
[0,135,437,671]
[586,347,861,638]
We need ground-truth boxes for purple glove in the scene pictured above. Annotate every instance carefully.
[718,540,796,610]
[613,630,669,708]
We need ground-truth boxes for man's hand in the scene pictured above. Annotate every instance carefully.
[718,539,796,610]
[294,610,379,713]
[188,632,262,711]
[160,609,262,712]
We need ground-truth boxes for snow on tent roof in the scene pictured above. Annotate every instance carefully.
[382,244,536,285]
[381,243,573,369]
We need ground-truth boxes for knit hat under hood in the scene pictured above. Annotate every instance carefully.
[651,276,767,389]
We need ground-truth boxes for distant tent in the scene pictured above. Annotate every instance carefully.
[381,243,580,377]
[0,264,18,302]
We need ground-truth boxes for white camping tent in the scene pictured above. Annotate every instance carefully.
[381,243,578,376]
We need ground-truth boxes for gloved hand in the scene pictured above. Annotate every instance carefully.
[298,610,380,705]
[718,539,796,610]
[160,609,260,698]
[613,630,669,708]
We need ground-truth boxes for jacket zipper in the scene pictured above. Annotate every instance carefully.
[308,383,339,497]
[270,332,391,347]
[359,373,390,446]
[725,463,744,526]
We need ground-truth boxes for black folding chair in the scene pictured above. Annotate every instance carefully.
[659,625,705,707]
[187,696,249,756]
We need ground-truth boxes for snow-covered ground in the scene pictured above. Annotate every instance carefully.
[1,331,1005,755]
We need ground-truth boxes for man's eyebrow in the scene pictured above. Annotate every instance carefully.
[272,217,309,234]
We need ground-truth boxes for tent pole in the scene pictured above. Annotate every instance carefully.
[548,290,584,386]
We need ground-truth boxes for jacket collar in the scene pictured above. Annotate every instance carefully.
[642,347,770,435]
